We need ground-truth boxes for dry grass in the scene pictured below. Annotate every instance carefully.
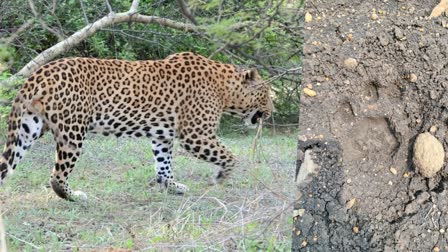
[0,129,295,251]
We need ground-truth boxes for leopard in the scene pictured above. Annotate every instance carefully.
[0,52,273,201]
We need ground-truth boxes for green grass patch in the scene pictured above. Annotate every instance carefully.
[1,130,296,251]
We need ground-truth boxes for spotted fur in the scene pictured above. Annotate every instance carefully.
[0,52,273,200]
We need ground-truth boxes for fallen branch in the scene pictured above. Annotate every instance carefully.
[15,0,200,78]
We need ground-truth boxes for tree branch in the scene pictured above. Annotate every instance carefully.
[105,0,114,13]
[176,0,198,25]
[15,4,200,78]
[1,18,34,45]
[129,0,140,13]
[28,0,65,41]
[78,0,89,24]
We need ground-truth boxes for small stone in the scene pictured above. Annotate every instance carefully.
[353,226,359,233]
[413,133,445,178]
[405,201,419,214]
[371,13,379,20]
[394,27,406,40]
[388,181,393,185]
[344,58,358,70]
[298,209,305,216]
[346,198,356,209]
[390,167,398,175]
[307,83,313,89]
[347,34,353,41]
[408,73,417,82]
[313,235,318,241]
[347,178,352,184]
[430,126,437,133]
[296,230,301,236]
[305,12,313,23]
[301,240,308,247]
[440,229,445,234]
[433,246,440,252]
[303,88,317,97]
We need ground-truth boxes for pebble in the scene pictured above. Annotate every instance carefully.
[305,12,312,23]
[408,73,417,82]
[390,167,398,175]
[413,133,445,178]
[346,198,356,209]
[344,58,358,70]
[371,13,379,20]
[303,88,317,97]
[430,126,437,133]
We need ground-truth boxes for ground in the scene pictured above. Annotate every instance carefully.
[0,128,295,251]
[294,0,448,251]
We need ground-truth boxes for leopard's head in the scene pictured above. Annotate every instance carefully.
[225,68,274,125]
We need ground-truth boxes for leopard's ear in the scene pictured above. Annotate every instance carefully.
[244,68,259,81]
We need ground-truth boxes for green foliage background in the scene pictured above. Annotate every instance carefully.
[0,0,302,124]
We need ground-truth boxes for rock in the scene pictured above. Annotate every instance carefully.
[408,73,417,83]
[303,87,317,97]
[430,126,437,133]
[413,133,445,178]
[405,201,419,214]
[296,149,318,185]
[394,27,406,40]
[343,58,358,70]
[305,12,312,23]
[346,198,356,209]
[371,13,379,20]
[390,167,398,175]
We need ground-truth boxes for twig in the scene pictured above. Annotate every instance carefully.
[0,19,34,45]
[176,0,198,25]
[28,0,64,41]
[251,118,263,161]
[0,210,6,252]
[6,232,41,250]
[105,0,113,13]
[78,0,89,24]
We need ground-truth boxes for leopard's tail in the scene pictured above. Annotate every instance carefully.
[0,93,45,183]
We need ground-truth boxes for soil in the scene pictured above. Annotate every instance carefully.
[293,0,448,251]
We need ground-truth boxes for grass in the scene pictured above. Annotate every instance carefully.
[0,128,296,251]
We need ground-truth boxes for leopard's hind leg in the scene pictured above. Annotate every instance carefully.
[50,140,87,201]
[0,106,45,182]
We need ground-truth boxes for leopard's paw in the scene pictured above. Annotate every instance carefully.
[212,170,229,185]
[70,190,88,201]
[166,181,188,195]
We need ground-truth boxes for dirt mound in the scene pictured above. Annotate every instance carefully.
[294,0,448,251]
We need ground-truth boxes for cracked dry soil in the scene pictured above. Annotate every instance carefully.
[293,0,448,251]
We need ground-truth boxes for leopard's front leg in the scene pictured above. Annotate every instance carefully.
[151,138,188,195]
[179,133,236,185]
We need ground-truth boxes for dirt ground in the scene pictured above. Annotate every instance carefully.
[293,0,448,251]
